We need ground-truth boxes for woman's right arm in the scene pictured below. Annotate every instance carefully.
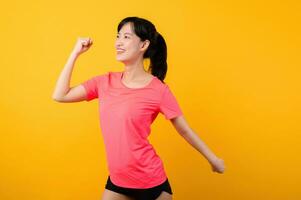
[52,37,93,103]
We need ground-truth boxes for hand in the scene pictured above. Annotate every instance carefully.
[210,157,225,173]
[71,37,93,56]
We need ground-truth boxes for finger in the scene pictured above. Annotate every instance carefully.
[82,38,89,44]
[84,40,90,46]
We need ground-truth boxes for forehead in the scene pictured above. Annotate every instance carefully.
[118,23,134,35]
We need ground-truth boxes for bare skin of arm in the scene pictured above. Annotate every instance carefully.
[52,37,93,103]
[170,115,226,173]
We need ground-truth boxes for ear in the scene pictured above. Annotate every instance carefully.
[140,39,150,52]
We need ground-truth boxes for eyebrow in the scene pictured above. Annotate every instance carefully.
[117,32,133,36]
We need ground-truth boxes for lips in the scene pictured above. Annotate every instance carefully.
[116,49,126,54]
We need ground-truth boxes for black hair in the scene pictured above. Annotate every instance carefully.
[117,16,167,83]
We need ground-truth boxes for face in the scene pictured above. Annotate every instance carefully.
[115,22,150,63]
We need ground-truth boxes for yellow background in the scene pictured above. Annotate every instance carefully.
[1,0,300,199]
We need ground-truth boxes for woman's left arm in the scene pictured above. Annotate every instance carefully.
[170,115,226,173]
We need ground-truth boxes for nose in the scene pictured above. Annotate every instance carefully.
[115,40,123,49]
[115,38,122,48]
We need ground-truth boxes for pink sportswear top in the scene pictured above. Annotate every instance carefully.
[81,71,183,189]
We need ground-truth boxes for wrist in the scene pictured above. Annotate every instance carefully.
[208,155,219,165]
[70,51,80,58]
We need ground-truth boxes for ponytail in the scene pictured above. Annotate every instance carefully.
[146,31,167,83]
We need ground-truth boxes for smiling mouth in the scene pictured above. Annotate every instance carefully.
[117,50,126,54]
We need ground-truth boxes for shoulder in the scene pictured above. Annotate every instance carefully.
[151,76,170,95]
[93,70,120,80]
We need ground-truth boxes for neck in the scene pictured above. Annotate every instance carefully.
[122,58,149,81]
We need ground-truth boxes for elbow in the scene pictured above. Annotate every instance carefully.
[179,129,189,136]
[178,125,192,136]
[52,94,62,102]
[52,96,60,102]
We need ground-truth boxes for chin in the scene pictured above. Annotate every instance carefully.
[116,55,131,62]
[116,57,126,62]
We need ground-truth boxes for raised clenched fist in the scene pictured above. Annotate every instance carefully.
[72,37,93,56]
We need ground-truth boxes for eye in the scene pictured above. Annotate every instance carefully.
[116,34,130,39]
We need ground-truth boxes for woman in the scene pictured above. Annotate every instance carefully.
[52,16,225,200]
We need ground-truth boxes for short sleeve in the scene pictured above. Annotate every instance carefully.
[81,73,108,102]
[81,76,99,101]
[159,85,183,120]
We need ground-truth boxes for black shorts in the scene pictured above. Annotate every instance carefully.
[105,175,173,200]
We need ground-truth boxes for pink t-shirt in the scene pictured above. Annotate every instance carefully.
[81,71,183,188]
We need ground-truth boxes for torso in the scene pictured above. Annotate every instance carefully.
[81,71,183,188]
